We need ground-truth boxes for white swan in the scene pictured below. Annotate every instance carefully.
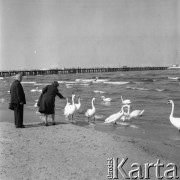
[101,96,112,102]
[168,100,180,132]
[64,94,76,122]
[120,104,144,121]
[121,96,131,104]
[104,105,127,124]
[75,96,81,112]
[64,98,71,110]
[85,98,96,121]
[34,102,38,107]
[30,87,42,92]
[30,87,39,92]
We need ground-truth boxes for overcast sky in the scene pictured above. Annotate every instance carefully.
[0,0,179,70]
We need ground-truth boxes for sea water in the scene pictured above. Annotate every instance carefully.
[1,69,180,164]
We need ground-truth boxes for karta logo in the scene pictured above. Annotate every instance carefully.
[107,158,179,179]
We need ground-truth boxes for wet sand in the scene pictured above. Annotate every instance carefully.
[0,104,179,179]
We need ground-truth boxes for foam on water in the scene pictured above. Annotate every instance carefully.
[1,70,180,162]
[103,81,129,85]
[21,81,36,84]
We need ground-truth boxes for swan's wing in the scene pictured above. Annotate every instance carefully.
[139,109,144,115]
[85,109,91,116]
[105,112,123,123]
[64,105,76,115]
[130,110,144,117]
[120,113,130,121]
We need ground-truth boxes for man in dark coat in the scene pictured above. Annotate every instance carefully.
[10,74,26,128]
[38,81,65,126]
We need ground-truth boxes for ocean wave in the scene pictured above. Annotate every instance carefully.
[155,88,165,92]
[75,78,109,83]
[103,81,129,85]
[126,86,150,91]
[34,83,50,86]
[0,98,5,104]
[140,78,155,82]
[65,84,72,88]
[75,79,95,83]
[168,77,180,81]
[93,79,109,83]
[58,81,77,84]
[93,90,106,94]
[22,81,36,84]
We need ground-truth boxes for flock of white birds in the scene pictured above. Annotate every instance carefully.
[63,94,180,132]
[33,88,180,132]
[63,93,145,125]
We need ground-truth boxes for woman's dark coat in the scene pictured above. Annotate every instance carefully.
[38,84,64,114]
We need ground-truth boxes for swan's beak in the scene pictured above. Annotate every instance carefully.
[167,100,170,104]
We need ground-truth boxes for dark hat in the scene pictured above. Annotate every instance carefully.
[52,81,59,87]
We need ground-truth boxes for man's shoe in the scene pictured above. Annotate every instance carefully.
[16,125,25,128]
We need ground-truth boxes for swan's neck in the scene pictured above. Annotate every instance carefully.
[170,102,174,117]
[121,105,130,114]
[78,98,81,104]
[121,96,123,102]
[127,105,131,114]
[72,96,75,105]
[92,99,95,109]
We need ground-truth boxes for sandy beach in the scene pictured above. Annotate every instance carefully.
[0,104,180,180]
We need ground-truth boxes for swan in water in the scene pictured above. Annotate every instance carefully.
[104,105,127,124]
[64,94,76,122]
[101,96,112,102]
[85,98,96,121]
[75,96,81,112]
[120,104,144,121]
[64,98,71,110]
[30,87,42,92]
[34,102,38,107]
[168,100,180,132]
[121,96,131,104]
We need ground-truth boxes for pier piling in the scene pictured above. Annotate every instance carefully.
[0,66,168,77]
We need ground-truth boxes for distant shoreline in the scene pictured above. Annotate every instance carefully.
[0,66,168,77]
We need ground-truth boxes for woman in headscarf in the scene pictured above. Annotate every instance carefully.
[38,81,65,126]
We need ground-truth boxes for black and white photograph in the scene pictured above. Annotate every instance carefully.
[0,0,180,179]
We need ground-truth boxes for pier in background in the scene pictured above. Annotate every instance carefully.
[0,66,168,77]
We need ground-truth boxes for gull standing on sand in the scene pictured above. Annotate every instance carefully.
[85,98,96,122]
